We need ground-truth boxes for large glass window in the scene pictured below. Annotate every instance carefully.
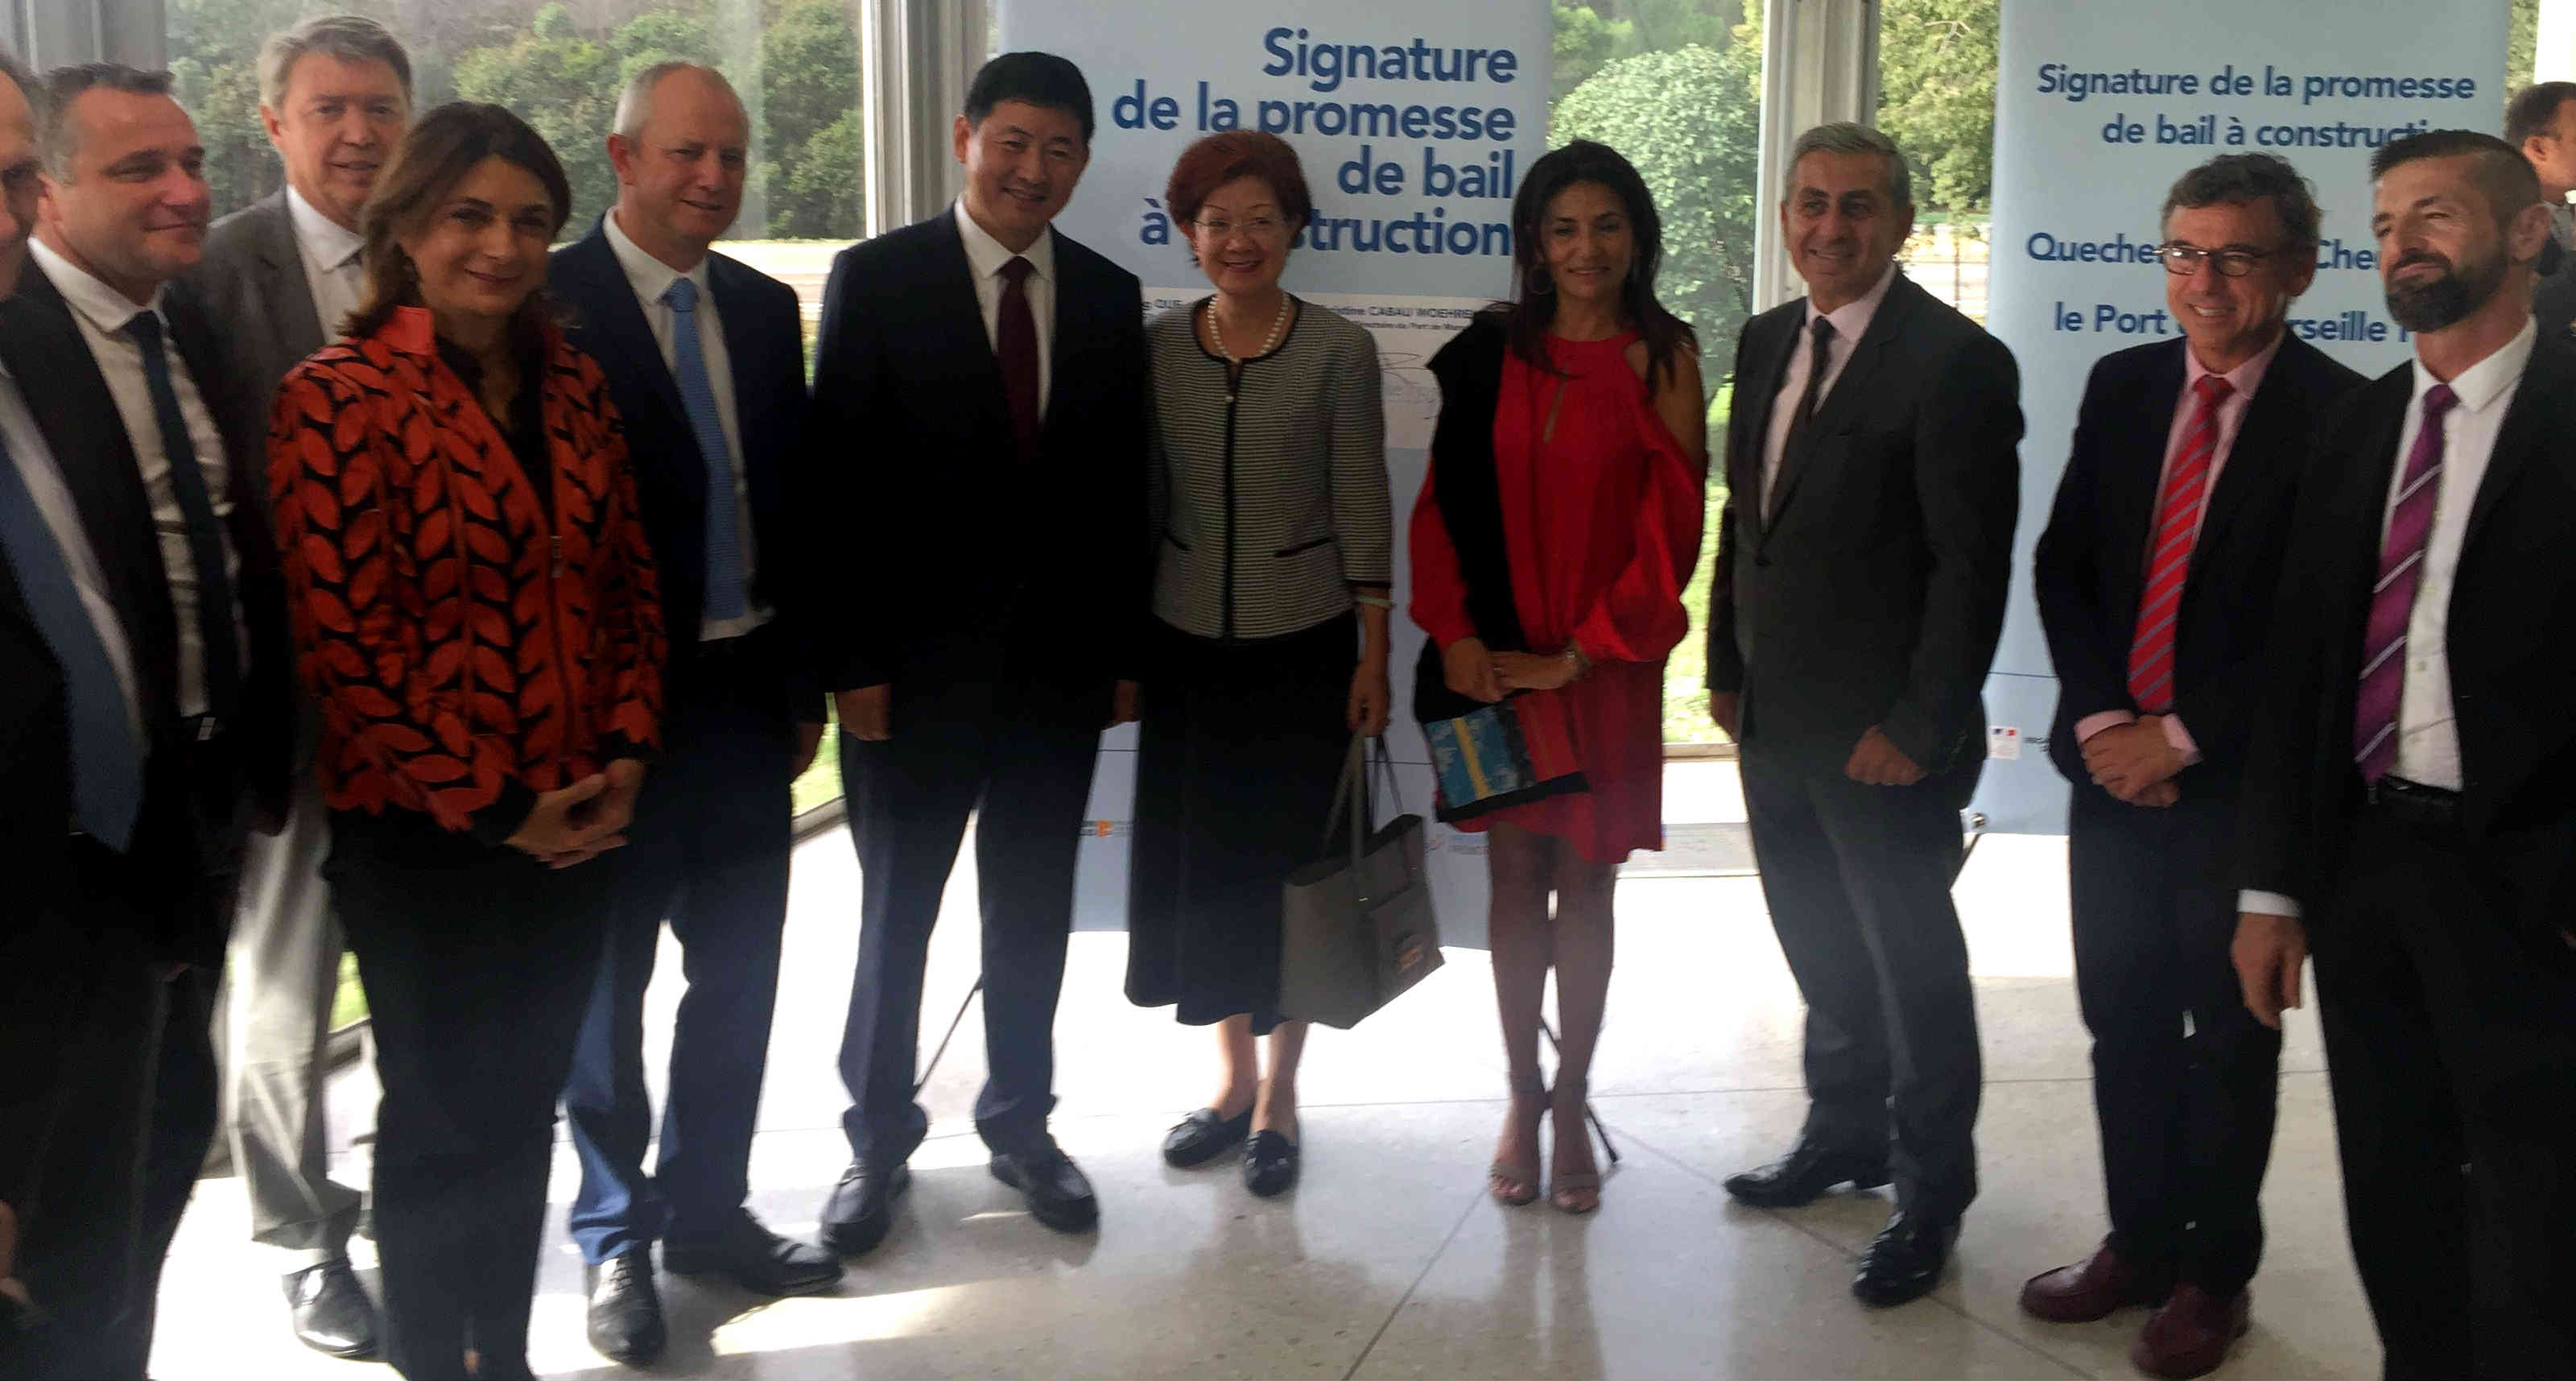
[1547,0,1762,746]
[166,0,867,813]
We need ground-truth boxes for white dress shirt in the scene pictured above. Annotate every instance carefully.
[0,356,144,742]
[954,201,1055,416]
[286,184,366,341]
[31,237,244,719]
[1762,258,1899,510]
[2239,315,2537,921]
[602,208,767,641]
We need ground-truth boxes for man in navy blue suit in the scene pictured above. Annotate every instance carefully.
[548,60,836,1370]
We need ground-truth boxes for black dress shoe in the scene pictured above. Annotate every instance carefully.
[283,1257,380,1360]
[1242,1130,1300,1197]
[665,1209,844,1296]
[820,1160,911,1258]
[989,1138,1099,1233]
[1162,1106,1254,1168]
[1721,1139,1891,1208]
[1852,1211,1960,1307]
[584,1250,666,1367]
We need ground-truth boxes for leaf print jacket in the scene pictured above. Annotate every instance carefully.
[268,306,666,841]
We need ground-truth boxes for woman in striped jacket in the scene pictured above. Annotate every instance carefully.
[1127,131,1392,1199]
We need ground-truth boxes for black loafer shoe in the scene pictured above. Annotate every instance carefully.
[1242,1130,1300,1198]
[584,1250,666,1367]
[1721,1139,1891,1209]
[819,1161,911,1259]
[283,1257,380,1360]
[990,1138,1099,1233]
[665,1209,844,1296]
[1162,1106,1255,1168]
[1852,1211,1960,1308]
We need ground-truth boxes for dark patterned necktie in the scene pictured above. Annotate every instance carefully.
[997,256,1039,463]
[126,309,240,718]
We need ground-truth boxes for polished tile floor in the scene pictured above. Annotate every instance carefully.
[145,777,2374,1379]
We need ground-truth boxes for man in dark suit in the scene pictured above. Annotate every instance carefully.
[2026,152,2363,1380]
[2233,130,2576,1381]
[806,51,1148,1258]
[2504,81,2576,336]
[1,60,288,1378]
[188,14,411,1359]
[548,60,838,1367]
[1706,122,2020,1308]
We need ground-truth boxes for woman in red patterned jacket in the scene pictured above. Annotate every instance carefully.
[267,102,663,1381]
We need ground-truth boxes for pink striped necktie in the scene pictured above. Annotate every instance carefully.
[2354,383,2458,783]
[2126,374,2233,712]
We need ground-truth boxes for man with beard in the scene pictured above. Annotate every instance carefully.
[2233,128,2576,1379]
[804,52,1148,1258]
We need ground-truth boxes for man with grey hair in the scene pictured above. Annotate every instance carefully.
[7,60,291,1377]
[2027,151,2361,1379]
[1707,121,2020,1307]
[187,12,409,1364]
[549,60,838,1368]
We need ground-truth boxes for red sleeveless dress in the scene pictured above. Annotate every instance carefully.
[1409,330,1707,862]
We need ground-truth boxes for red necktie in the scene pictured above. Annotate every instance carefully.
[997,256,1039,462]
[2127,374,2233,712]
[2354,383,2458,783]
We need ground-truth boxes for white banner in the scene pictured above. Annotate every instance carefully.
[1978,0,2507,833]
[998,1,1553,937]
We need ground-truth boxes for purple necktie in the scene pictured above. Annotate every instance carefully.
[2353,382,2457,783]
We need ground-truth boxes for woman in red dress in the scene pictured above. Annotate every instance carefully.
[1408,140,1707,1214]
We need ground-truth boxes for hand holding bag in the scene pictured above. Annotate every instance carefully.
[1277,735,1443,1030]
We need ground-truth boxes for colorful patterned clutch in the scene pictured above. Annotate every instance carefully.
[1421,688,1588,825]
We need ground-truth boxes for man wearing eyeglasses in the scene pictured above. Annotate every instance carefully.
[2026,152,2361,1379]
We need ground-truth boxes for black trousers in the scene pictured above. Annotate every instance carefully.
[836,655,1108,1166]
[2068,787,2281,1295]
[2311,803,2576,1380]
[1740,742,1983,1221]
[2,835,219,1380]
[328,809,613,1380]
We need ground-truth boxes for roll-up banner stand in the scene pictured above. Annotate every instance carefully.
[1000,1,1551,938]
[1977,0,2506,833]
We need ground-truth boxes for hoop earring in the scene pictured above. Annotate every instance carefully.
[1526,265,1554,297]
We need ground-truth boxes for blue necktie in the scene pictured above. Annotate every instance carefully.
[663,277,748,623]
[125,310,242,717]
[0,428,146,850]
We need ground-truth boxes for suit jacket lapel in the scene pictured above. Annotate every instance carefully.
[255,192,325,362]
[1736,308,1799,522]
[0,279,182,721]
[570,231,697,488]
[2103,342,2186,620]
[708,254,782,518]
[2191,342,2301,586]
[2458,333,2566,557]
[929,213,1014,459]
[1765,274,1911,529]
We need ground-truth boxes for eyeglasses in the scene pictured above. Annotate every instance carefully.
[1193,215,1288,242]
[2156,243,2284,277]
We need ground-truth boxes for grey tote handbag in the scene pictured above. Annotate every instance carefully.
[1278,735,1443,1030]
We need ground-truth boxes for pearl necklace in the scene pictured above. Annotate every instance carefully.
[1209,292,1292,366]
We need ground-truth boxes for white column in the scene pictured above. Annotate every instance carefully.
[861,0,986,237]
[2541,0,2576,84]
[1751,0,1882,312]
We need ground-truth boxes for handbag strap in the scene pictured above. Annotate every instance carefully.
[1321,732,1368,865]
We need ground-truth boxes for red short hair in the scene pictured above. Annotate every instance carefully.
[1164,130,1313,229]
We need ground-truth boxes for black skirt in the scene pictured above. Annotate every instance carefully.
[1126,613,1356,1034]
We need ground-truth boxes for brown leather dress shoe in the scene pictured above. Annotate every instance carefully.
[2133,1284,2251,1379]
[2019,1239,2174,1322]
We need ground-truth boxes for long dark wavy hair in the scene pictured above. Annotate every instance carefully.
[1499,139,1696,388]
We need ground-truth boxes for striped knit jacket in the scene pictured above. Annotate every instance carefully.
[1148,297,1392,641]
[267,306,665,841]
